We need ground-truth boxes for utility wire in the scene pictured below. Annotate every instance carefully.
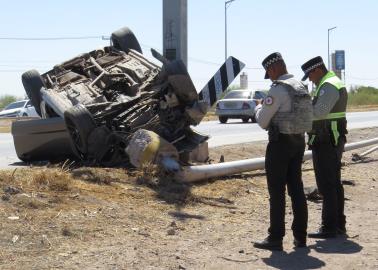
[0,38,377,83]
[0,36,107,41]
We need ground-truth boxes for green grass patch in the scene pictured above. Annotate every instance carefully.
[348,86,378,106]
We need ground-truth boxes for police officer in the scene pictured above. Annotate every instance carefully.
[301,56,348,238]
[253,52,313,251]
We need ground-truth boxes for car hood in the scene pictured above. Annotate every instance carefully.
[0,108,21,116]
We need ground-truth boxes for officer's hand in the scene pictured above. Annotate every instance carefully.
[254,99,263,105]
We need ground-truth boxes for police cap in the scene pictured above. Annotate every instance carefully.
[262,52,284,79]
[301,56,326,81]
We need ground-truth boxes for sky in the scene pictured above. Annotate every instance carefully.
[1,0,378,98]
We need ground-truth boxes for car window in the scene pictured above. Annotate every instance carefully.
[224,91,251,99]
[4,101,26,110]
[26,100,33,107]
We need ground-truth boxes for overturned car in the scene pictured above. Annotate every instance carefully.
[12,27,244,168]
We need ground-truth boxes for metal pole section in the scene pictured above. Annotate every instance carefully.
[225,0,236,61]
[328,26,336,70]
[163,0,188,67]
[225,1,227,61]
[175,137,378,183]
[352,145,378,161]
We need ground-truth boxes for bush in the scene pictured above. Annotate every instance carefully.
[0,95,18,110]
[348,86,378,106]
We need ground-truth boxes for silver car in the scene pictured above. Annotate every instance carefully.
[0,100,39,118]
[215,89,266,123]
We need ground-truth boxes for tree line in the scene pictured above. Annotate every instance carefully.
[1,85,378,110]
[0,95,20,110]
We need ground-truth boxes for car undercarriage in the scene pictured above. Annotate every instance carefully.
[13,26,244,169]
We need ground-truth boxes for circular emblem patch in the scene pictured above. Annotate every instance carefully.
[319,89,325,96]
[264,96,274,105]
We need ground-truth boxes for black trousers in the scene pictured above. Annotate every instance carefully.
[312,136,346,231]
[265,134,308,240]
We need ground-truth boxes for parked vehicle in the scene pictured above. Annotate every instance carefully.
[215,89,266,123]
[0,100,39,118]
[13,26,244,164]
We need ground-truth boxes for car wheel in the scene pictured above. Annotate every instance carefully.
[219,116,228,124]
[251,115,257,123]
[111,27,142,54]
[64,104,96,159]
[21,70,45,116]
[242,117,249,123]
[22,113,28,117]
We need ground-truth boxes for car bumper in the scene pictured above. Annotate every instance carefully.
[215,109,255,117]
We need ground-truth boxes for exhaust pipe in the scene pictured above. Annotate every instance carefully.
[175,137,378,183]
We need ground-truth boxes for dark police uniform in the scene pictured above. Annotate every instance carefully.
[301,56,348,236]
[254,53,313,247]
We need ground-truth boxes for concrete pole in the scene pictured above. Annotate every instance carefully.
[175,137,378,183]
[225,0,236,61]
[163,0,188,67]
[327,26,336,70]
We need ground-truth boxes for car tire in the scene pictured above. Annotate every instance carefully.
[22,113,28,117]
[21,70,45,116]
[242,117,249,123]
[251,115,257,123]
[219,116,228,124]
[64,104,96,159]
[111,27,142,54]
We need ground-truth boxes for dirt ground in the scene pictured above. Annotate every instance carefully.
[1,127,378,270]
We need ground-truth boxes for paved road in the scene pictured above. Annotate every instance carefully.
[1,111,378,168]
[0,133,20,168]
[194,111,378,147]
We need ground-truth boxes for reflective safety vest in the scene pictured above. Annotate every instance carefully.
[308,71,348,146]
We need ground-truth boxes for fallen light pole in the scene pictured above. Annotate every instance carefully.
[352,145,378,162]
[174,137,378,183]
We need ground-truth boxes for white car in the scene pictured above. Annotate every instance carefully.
[0,100,39,118]
[215,89,266,123]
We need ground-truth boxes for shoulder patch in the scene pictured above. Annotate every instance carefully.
[264,96,274,105]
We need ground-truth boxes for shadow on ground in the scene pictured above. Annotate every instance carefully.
[308,238,363,254]
[261,238,362,270]
[262,248,325,270]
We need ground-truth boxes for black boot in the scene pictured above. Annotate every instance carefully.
[337,227,348,237]
[308,227,337,239]
[253,237,283,251]
[293,237,307,248]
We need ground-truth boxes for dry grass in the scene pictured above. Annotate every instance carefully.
[347,104,378,112]
[136,162,168,186]
[0,128,377,270]
[0,118,17,133]
[31,169,73,191]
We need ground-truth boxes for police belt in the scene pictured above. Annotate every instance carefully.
[313,112,346,121]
